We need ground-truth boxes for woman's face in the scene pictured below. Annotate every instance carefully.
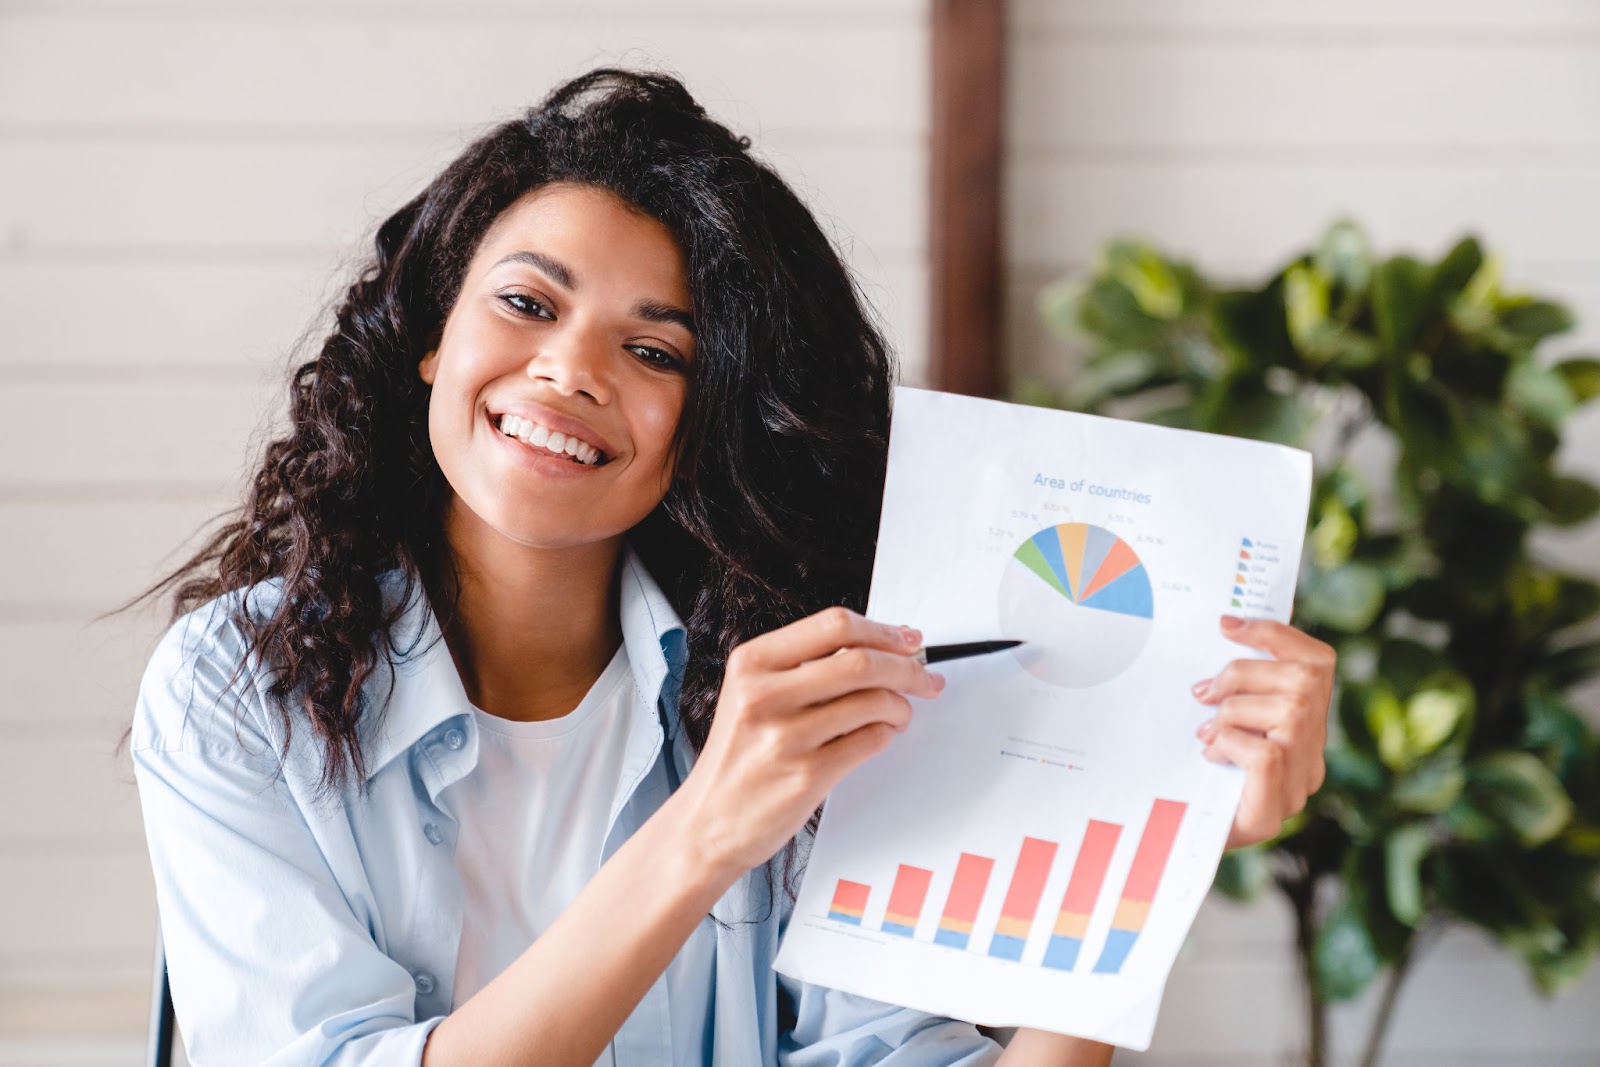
[419,181,695,551]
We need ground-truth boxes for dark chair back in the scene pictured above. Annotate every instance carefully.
[147,922,176,1067]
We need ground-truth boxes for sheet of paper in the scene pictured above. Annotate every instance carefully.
[772,387,1313,1050]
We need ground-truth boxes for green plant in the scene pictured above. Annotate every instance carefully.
[1021,222,1600,1067]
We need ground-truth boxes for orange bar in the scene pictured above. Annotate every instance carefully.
[999,836,1059,922]
[1059,820,1122,916]
[830,879,871,913]
[1123,800,1187,904]
[940,852,994,928]
[884,865,934,927]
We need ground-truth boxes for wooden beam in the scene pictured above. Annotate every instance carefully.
[928,0,1006,398]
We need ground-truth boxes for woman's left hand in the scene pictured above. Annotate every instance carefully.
[1191,614,1336,850]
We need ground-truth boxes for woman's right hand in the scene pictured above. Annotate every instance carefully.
[673,606,946,879]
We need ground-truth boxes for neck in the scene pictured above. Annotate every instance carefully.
[428,497,625,723]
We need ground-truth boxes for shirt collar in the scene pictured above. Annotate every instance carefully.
[358,538,689,784]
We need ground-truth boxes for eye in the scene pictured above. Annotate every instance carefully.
[628,344,686,371]
[497,292,554,319]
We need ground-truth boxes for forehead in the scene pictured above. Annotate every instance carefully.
[476,182,687,282]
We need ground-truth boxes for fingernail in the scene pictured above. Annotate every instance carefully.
[930,671,946,692]
[1221,614,1245,632]
[900,625,922,646]
[1196,719,1217,742]
[1191,678,1213,699]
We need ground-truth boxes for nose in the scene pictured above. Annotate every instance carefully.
[524,324,611,404]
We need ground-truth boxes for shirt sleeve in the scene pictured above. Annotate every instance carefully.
[774,832,1004,1066]
[130,605,445,1066]
[776,974,1003,1066]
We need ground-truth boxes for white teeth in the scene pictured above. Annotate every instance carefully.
[496,414,606,465]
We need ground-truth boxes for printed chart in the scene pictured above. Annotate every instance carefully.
[999,523,1155,688]
[773,387,1313,1049]
[821,799,1187,976]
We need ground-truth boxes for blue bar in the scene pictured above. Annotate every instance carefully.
[1041,935,1083,971]
[934,928,970,950]
[988,934,1026,961]
[882,921,915,938]
[1092,928,1138,974]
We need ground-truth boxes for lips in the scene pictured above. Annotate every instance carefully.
[486,399,618,461]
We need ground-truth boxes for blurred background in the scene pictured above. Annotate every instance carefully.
[2,1,1597,1064]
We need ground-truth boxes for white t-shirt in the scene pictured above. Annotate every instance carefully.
[441,642,714,1064]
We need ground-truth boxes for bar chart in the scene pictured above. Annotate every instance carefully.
[1093,799,1187,974]
[824,799,1188,976]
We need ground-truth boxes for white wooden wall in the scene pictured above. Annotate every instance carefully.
[0,2,926,1061]
[1003,3,1600,1065]
[6,0,1599,1064]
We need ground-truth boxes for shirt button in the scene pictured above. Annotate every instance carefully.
[443,728,465,750]
[413,972,435,995]
[422,822,443,846]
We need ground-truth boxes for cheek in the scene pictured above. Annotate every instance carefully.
[631,388,688,470]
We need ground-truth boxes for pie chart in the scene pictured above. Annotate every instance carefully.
[997,523,1155,688]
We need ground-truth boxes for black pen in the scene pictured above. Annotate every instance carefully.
[912,640,1023,665]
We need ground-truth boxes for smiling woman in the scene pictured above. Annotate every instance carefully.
[112,68,1043,1066]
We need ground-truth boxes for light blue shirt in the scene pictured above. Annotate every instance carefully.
[131,540,1004,1066]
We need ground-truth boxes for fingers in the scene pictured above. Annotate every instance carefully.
[794,688,916,750]
[1218,614,1336,666]
[780,643,944,710]
[1203,694,1324,799]
[1194,657,1330,712]
[815,718,901,786]
[1199,725,1304,847]
[732,605,923,673]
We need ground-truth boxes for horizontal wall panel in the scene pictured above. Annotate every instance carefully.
[1012,40,1600,152]
[0,383,282,488]
[1015,0,1600,33]
[1008,160,1600,272]
[0,15,925,134]
[0,848,153,963]
[1,249,924,377]
[1,618,172,732]
[0,735,143,846]
[0,495,237,608]
[0,138,923,262]
[0,261,340,372]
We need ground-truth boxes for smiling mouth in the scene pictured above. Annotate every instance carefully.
[493,413,611,466]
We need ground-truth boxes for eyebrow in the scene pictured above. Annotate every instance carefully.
[491,249,696,336]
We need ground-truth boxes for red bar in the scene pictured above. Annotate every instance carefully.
[999,836,1059,920]
[942,853,994,927]
[1124,800,1187,903]
[886,865,934,921]
[1060,820,1122,914]
[831,879,871,912]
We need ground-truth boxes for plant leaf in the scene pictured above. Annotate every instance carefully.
[1463,752,1574,848]
[1372,255,1431,352]
[1552,357,1600,403]
[1301,560,1387,633]
[1314,895,1384,1001]
[1385,823,1431,926]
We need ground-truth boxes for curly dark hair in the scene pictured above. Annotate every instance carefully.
[114,68,896,868]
